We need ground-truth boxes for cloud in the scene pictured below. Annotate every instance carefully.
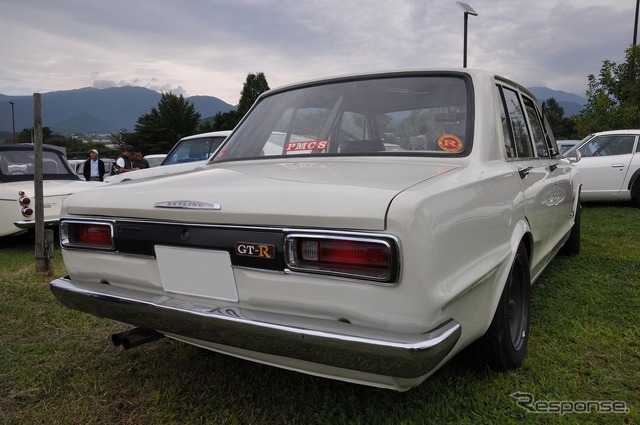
[0,0,636,103]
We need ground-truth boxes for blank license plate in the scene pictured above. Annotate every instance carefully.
[155,245,238,302]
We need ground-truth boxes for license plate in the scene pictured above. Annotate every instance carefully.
[155,245,238,302]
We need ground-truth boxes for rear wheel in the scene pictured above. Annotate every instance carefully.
[463,243,531,370]
[631,178,640,207]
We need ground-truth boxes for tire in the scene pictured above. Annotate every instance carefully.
[559,202,581,256]
[632,178,640,207]
[463,243,531,371]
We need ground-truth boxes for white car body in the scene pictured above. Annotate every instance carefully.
[563,130,640,204]
[0,144,103,237]
[51,69,580,391]
[104,131,231,183]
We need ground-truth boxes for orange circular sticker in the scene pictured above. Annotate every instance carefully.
[437,134,463,152]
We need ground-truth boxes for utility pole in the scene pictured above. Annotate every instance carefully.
[9,101,16,142]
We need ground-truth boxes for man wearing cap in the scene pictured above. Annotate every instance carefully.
[82,148,106,181]
[114,145,138,174]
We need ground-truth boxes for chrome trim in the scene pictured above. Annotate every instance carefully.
[154,200,221,210]
[13,218,58,229]
[50,277,461,379]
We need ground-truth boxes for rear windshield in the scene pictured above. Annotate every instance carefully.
[211,74,471,162]
[0,149,79,182]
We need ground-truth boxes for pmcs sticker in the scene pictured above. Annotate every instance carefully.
[284,140,329,153]
[437,134,463,153]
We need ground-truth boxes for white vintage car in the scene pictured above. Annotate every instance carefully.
[103,131,231,183]
[50,69,581,391]
[563,130,640,205]
[0,144,103,238]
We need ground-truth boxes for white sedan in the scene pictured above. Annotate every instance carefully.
[0,144,102,237]
[563,129,640,204]
[104,131,231,183]
[50,69,581,391]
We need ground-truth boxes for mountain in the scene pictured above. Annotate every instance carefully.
[527,87,587,116]
[0,86,235,135]
[0,85,586,135]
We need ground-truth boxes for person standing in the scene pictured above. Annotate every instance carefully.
[82,148,105,181]
[114,145,138,174]
[132,148,150,169]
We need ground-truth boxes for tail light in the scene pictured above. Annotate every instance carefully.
[21,207,33,217]
[61,220,114,250]
[285,234,398,284]
[18,191,31,206]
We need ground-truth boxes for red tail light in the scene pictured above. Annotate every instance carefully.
[21,207,33,217]
[61,221,114,250]
[18,190,31,207]
[285,234,397,283]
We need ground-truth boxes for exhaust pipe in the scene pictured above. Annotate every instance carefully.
[111,327,165,350]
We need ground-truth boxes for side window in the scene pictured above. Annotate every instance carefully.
[579,135,636,157]
[523,97,550,157]
[500,86,534,158]
[339,111,372,142]
[497,86,516,158]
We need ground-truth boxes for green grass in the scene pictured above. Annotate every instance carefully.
[1,203,639,424]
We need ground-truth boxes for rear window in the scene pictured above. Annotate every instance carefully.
[212,75,472,162]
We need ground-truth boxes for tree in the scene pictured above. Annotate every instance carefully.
[575,44,640,135]
[213,72,270,130]
[544,98,576,139]
[134,92,201,153]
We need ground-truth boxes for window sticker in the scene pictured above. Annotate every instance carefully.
[284,140,329,153]
[437,134,463,153]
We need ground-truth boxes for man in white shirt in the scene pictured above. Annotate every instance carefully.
[114,145,138,174]
[82,149,105,181]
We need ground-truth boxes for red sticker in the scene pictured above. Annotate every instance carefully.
[284,140,329,152]
[437,134,463,153]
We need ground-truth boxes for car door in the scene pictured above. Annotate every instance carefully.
[575,133,639,200]
[498,84,561,277]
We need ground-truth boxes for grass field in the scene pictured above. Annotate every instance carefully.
[1,203,638,424]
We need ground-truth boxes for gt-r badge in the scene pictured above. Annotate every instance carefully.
[236,242,276,259]
[154,200,221,210]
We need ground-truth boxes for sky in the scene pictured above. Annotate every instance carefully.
[0,0,636,104]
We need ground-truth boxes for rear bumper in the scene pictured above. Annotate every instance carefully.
[14,218,58,229]
[50,277,461,380]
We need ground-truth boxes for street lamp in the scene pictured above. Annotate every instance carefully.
[9,101,16,143]
[457,1,478,68]
[634,0,639,45]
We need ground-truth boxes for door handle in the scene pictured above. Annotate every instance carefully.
[518,166,533,179]
[611,163,625,168]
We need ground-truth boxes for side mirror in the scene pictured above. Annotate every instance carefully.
[566,150,581,164]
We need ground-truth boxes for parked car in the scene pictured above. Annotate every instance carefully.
[143,154,166,168]
[50,69,581,391]
[0,144,103,237]
[563,130,640,204]
[557,139,580,155]
[104,131,231,183]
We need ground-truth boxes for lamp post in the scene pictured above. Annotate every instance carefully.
[457,2,478,68]
[634,0,639,45]
[9,101,16,143]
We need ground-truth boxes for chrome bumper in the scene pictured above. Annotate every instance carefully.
[50,277,461,379]
[14,218,58,229]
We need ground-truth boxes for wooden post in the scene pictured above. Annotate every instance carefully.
[44,229,55,276]
[33,93,51,273]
